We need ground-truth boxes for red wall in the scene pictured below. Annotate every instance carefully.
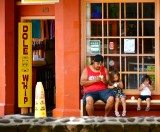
[17,0,81,117]
[0,0,15,117]
[18,4,55,16]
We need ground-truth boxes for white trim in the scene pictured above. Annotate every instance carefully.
[21,16,55,22]
[17,1,58,5]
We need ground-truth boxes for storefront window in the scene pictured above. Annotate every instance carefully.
[84,2,157,90]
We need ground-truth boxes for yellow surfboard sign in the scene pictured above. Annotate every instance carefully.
[18,23,32,107]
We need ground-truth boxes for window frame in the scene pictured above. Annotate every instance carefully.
[81,0,160,95]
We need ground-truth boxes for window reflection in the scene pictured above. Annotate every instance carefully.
[122,74,138,89]
[91,21,102,36]
[144,38,155,54]
[109,57,120,71]
[126,3,137,18]
[143,3,155,18]
[126,21,137,36]
[143,21,155,36]
[108,3,119,18]
[91,3,102,19]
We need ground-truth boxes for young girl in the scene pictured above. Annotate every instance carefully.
[108,69,126,117]
[137,75,153,111]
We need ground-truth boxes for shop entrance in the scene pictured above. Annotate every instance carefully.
[21,16,55,116]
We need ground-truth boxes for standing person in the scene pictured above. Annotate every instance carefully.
[80,54,115,116]
[108,69,126,117]
[137,75,153,111]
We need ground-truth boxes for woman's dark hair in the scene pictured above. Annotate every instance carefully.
[108,69,120,85]
[141,75,152,85]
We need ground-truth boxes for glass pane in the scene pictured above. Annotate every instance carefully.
[86,38,102,54]
[109,39,120,54]
[104,38,108,54]
[108,21,119,36]
[109,56,120,71]
[126,3,137,18]
[144,38,155,54]
[143,21,155,36]
[139,57,144,72]
[91,3,102,19]
[91,21,102,36]
[123,74,138,89]
[121,38,137,54]
[148,74,155,89]
[126,21,137,36]
[104,21,107,36]
[104,56,108,68]
[139,21,142,36]
[121,21,125,36]
[143,3,155,18]
[121,57,126,71]
[139,74,145,84]
[144,56,155,68]
[121,3,124,18]
[139,38,142,54]
[138,3,142,18]
[103,3,107,18]
[108,3,119,18]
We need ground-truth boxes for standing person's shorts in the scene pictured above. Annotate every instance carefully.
[83,89,115,105]
[138,95,152,101]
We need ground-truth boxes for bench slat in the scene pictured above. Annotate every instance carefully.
[94,99,160,105]
[80,99,160,116]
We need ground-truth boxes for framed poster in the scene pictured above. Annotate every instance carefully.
[124,38,135,53]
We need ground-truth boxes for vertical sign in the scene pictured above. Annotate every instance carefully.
[18,23,32,107]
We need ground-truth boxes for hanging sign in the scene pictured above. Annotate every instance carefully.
[90,40,101,54]
[18,23,32,107]
[22,0,59,4]
[124,38,135,53]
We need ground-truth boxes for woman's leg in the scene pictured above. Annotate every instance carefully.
[115,97,120,112]
[121,97,126,112]
[114,97,120,117]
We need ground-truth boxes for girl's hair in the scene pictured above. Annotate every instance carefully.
[141,75,152,85]
[108,69,120,85]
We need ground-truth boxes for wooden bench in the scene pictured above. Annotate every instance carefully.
[80,99,160,116]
